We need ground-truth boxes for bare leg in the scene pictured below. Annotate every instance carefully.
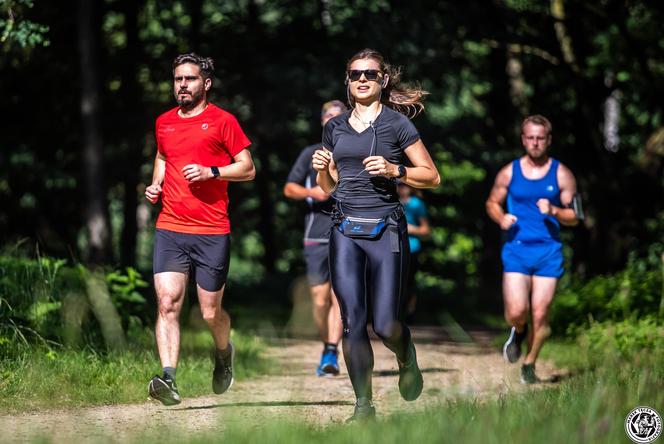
[311,282,332,342]
[155,272,187,368]
[502,272,531,332]
[327,287,343,345]
[197,284,231,350]
[523,276,557,365]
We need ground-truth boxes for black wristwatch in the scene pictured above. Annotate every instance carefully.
[210,166,220,178]
[396,164,407,178]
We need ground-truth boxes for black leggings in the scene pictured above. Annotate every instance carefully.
[329,218,411,399]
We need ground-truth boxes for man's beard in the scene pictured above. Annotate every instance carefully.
[527,149,547,162]
[177,90,204,109]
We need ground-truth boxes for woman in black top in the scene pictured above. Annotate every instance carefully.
[312,48,440,421]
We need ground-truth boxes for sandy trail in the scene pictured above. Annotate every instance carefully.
[0,327,565,442]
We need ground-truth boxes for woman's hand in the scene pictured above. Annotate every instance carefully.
[312,148,333,172]
[363,155,398,177]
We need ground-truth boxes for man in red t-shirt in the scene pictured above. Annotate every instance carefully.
[145,53,255,406]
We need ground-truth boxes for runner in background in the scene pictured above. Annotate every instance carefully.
[283,100,347,377]
[485,114,579,384]
[398,182,430,319]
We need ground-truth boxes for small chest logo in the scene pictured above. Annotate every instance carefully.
[546,185,554,192]
[164,126,175,133]
[201,123,209,130]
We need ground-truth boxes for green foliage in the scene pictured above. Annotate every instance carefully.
[0,0,49,49]
[0,255,152,357]
[106,267,148,329]
[550,244,664,336]
[578,317,663,367]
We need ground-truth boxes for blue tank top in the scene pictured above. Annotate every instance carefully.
[506,158,562,243]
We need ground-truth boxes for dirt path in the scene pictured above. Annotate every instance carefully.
[0,327,566,442]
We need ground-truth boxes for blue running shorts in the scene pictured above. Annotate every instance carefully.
[501,240,564,278]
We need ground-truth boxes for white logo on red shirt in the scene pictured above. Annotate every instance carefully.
[201,123,209,130]
[164,127,175,132]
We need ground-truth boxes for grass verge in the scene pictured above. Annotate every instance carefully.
[0,328,273,411]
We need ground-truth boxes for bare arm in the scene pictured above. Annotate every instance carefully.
[182,148,256,183]
[152,151,166,186]
[401,140,441,188]
[221,148,256,182]
[486,164,518,230]
[313,148,338,193]
[363,139,440,189]
[541,163,578,226]
[283,182,329,202]
[145,152,166,203]
[408,217,431,237]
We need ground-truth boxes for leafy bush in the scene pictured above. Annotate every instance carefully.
[550,244,663,336]
[578,317,663,366]
[0,255,149,357]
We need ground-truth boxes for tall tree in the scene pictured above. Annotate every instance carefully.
[77,0,110,265]
[118,0,144,267]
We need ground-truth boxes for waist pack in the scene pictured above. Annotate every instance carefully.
[338,216,387,239]
[335,206,404,252]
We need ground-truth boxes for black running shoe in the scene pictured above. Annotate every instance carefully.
[503,324,528,363]
[148,375,181,406]
[345,398,376,423]
[397,340,423,401]
[213,341,235,395]
[520,363,540,384]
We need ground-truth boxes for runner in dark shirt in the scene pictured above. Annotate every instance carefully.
[284,100,347,377]
[312,49,440,421]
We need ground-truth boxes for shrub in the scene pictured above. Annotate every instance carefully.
[0,255,149,357]
[550,244,663,336]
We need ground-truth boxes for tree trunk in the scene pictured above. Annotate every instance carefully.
[119,0,143,268]
[189,0,203,52]
[85,270,127,351]
[77,0,110,265]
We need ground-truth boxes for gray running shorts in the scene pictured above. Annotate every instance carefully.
[153,229,230,292]
[303,242,330,286]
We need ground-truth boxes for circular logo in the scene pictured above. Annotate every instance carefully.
[625,406,662,443]
[201,123,209,130]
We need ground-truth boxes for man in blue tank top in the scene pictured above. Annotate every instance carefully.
[486,115,579,384]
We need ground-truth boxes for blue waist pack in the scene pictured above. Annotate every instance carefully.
[338,216,387,239]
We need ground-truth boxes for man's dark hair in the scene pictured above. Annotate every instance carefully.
[173,53,215,80]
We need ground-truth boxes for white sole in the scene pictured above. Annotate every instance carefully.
[502,327,516,362]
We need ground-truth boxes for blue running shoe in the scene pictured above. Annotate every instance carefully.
[316,350,340,376]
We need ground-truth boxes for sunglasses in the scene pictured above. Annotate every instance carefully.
[347,69,383,82]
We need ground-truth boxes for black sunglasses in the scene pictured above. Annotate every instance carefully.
[347,69,382,82]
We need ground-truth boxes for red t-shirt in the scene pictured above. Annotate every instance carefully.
[155,104,251,234]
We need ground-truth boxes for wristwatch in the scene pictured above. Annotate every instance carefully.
[396,164,407,178]
[210,166,220,178]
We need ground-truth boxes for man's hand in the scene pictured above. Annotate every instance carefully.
[182,164,213,182]
[312,148,333,172]
[536,198,552,215]
[500,214,518,230]
[308,186,329,202]
[363,156,397,177]
[145,184,162,204]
